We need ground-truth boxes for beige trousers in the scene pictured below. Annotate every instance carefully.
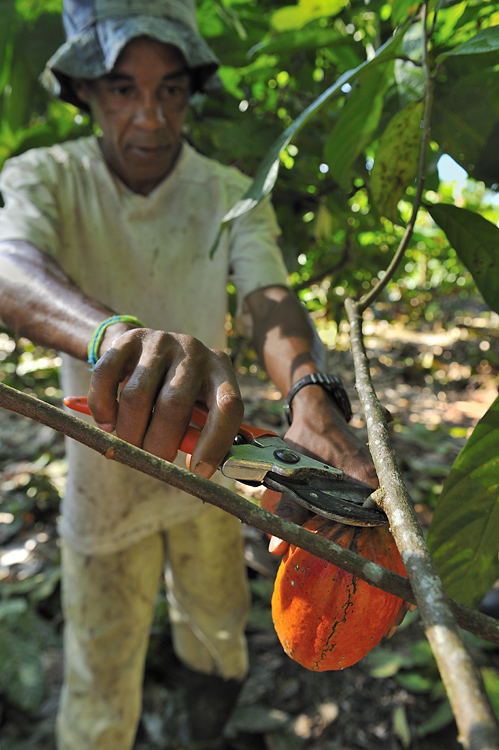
[56,504,250,750]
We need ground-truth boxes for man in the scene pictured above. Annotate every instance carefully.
[0,1,376,748]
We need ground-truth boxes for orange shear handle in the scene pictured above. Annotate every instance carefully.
[63,396,276,456]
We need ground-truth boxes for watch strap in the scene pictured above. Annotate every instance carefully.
[284,373,353,425]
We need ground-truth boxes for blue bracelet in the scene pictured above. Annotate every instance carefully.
[87,315,145,367]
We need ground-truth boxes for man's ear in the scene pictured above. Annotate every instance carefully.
[72,78,91,105]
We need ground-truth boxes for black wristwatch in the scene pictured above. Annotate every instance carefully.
[283,373,353,425]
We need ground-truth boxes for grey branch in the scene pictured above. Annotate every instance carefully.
[345,296,499,750]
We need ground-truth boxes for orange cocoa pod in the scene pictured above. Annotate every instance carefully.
[271,515,407,671]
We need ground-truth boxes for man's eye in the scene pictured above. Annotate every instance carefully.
[110,85,135,97]
[162,85,186,97]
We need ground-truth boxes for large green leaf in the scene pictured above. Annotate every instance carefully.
[213,21,408,251]
[427,396,499,608]
[427,203,499,314]
[438,26,499,61]
[370,100,424,221]
[324,63,392,190]
[431,64,499,185]
[431,25,499,184]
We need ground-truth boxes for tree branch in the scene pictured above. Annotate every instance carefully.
[0,381,498,650]
[358,5,435,312]
[345,295,499,749]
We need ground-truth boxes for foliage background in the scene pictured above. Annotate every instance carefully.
[0,0,499,747]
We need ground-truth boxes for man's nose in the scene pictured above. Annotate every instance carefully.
[134,92,166,127]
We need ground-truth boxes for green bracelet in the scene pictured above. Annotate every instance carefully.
[87,315,145,367]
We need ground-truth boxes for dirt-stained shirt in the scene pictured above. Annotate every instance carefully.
[0,136,288,554]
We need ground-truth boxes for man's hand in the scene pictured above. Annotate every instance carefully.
[266,385,378,555]
[245,286,378,551]
[0,242,243,477]
[87,328,244,478]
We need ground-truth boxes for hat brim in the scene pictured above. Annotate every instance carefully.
[43,15,222,109]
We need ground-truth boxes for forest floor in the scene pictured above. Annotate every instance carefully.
[0,305,498,750]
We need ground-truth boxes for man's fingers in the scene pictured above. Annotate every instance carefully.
[261,490,311,556]
[87,338,140,431]
[385,600,416,638]
[87,331,243,466]
[142,385,200,462]
[269,536,289,556]
[189,385,244,478]
[274,493,310,526]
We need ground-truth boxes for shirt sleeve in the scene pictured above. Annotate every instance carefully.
[0,150,63,256]
[227,193,289,335]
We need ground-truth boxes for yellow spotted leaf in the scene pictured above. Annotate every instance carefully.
[370,100,424,221]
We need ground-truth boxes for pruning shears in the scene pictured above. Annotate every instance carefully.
[63,396,387,527]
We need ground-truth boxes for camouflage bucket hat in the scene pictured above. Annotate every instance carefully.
[43,0,222,109]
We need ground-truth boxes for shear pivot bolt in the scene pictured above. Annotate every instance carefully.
[274,449,300,464]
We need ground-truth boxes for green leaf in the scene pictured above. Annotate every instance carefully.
[400,639,436,669]
[427,203,499,314]
[438,26,499,62]
[391,0,420,27]
[430,63,499,185]
[0,598,28,620]
[0,614,47,714]
[364,647,406,677]
[427,396,499,608]
[415,698,454,738]
[14,0,62,22]
[370,100,424,221]
[229,705,289,733]
[212,21,408,255]
[271,0,348,32]
[324,64,392,189]
[482,667,499,721]
[432,1,467,46]
[393,704,411,749]
[364,638,435,678]
[396,672,437,694]
[248,26,345,57]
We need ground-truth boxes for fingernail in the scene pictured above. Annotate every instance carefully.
[97,423,115,433]
[268,537,287,556]
[408,603,418,612]
[192,461,216,479]
[385,625,397,639]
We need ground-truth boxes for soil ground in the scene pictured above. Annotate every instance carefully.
[0,311,498,750]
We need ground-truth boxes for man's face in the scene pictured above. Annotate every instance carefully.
[75,38,191,195]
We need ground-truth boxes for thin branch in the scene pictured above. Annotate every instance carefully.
[292,243,349,291]
[359,6,435,311]
[395,54,422,66]
[345,297,499,750]
[0,381,498,649]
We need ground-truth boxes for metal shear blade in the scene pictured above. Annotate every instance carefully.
[264,474,386,527]
[220,434,387,527]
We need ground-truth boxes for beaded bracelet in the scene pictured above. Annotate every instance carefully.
[87,315,145,367]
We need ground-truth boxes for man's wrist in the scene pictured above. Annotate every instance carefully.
[97,320,141,358]
[87,314,145,366]
[284,373,353,425]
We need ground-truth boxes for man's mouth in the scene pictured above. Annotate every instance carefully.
[129,144,169,156]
